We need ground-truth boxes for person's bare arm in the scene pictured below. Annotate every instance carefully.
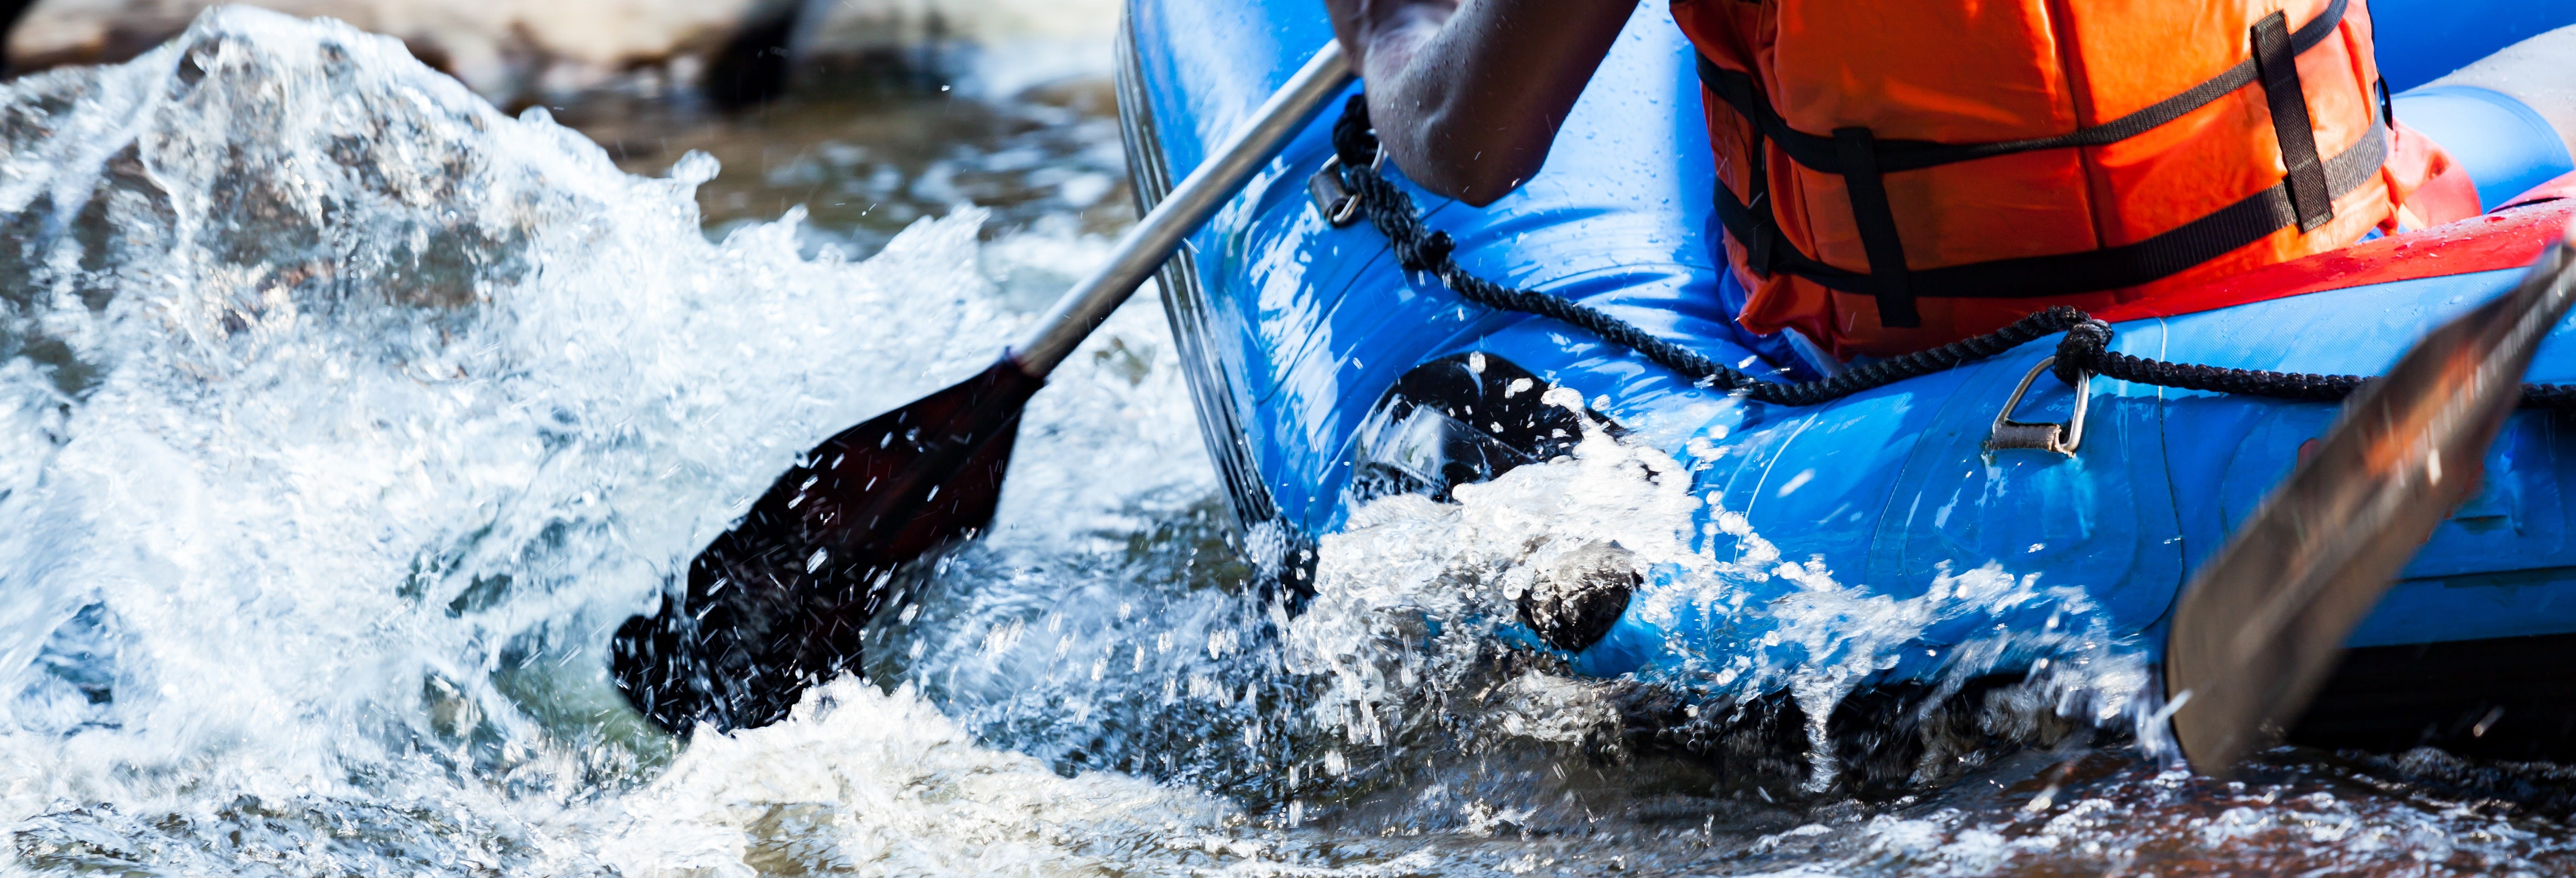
[1326,0,1638,206]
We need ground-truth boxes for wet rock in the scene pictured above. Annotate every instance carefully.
[700,0,802,110]
[785,0,1116,96]
[0,0,33,71]
[1517,541,1635,653]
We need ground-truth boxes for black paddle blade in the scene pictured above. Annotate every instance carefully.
[2165,241,2576,778]
[611,358,1044,735]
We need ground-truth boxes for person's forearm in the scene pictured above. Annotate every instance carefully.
[1330,0,1638,206]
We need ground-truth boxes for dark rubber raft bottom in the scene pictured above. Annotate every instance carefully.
[2293,631,2576,760]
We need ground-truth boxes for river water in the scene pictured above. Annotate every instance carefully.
[7,7,2576,877]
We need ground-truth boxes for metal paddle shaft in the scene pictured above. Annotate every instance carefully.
[2165,234,2576,778]
[611,44,1355,735]
[1014,44,1353,374]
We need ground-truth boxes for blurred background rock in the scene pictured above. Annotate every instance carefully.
[3,0,1118,109]
[0,0,1137,278]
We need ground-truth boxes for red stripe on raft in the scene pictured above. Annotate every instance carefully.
[2093,197,2575,323]
[2504,172,2576,211]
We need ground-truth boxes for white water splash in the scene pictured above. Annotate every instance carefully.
[1284,408,1703,749]
[1288,393,2149,790]
[0,9,1218,873]
[599,679,1235,877]
[6,9,2576,878]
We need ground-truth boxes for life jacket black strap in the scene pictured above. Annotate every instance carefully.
[1832,127,1920,326]
[1738,87,1784,278]
[1708,120,2388,299]
[2253,10,2335,232]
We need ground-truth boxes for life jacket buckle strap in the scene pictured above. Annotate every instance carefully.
[1832,126,1920,327]
[2253,10,2335,233]
[1743,191,1781,278]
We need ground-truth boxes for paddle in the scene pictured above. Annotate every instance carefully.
[610,43,1356,736]
[2163,223,2576,779]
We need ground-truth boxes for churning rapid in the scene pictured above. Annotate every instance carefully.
[6,7,2576,876]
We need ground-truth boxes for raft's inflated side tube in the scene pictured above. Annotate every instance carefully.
[2396,84,2576,211]
[1120,0,2576,757]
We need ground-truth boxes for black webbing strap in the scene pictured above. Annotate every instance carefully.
[1690,0,2349,176]
[1834,127,1920,326]
[2252,11,2334,232]
[1743,128,1783,278]
[1705,68,1784,278]
[1707,121,2388,298]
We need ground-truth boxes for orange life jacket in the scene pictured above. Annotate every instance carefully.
[1674,0,2468,359]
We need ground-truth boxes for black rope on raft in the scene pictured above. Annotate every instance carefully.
[1327,94,2576,409]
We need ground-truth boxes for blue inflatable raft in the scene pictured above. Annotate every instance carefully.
[1114,0,2576,757]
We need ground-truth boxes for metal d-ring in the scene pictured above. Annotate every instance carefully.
[1988,356,2092,456]
[1306,145,1384,228]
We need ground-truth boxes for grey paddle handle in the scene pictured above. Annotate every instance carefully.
[1010,41,1353,377]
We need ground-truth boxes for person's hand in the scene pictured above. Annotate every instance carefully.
[1314,0,1637,206]
[1325,0,1456,72]
[1324,0,1370,65]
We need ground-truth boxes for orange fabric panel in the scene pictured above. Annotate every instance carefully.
[1766,0,2075,140]
[2053,0,2262,122]
[1671,0,2450,360]
[2340,0,2383,94]
[2297,30,2377,164]
[1671,0,1762,77]
[2085,90,2282,245]
[1699,94,1756,207]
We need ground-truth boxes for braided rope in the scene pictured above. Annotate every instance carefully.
[1327,96,2576,410]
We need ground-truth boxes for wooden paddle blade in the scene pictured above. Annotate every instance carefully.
[611,358,1044,735]
[2165,242,2576,778]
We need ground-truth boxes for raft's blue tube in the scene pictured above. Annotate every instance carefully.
[1123,0,2576,695]
[2395,85,2576,211]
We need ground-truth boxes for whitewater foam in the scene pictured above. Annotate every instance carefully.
[1281,391,2150,794]
[6,8,2573,877]
[0,9,1216,872]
